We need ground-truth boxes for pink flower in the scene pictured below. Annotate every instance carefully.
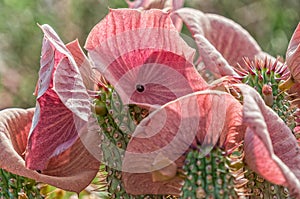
[0,24,100,193]
[109,8,300,197]
[25,24,93,171]
[279,23,300,94]
[2,6,300,198]
[239,84,300,196]
[1,8,208,194]
[285,23,300,83]
[175,7,279,77]
[125,0,185,30]
[85,8,208,106]
[0,108,99,193]
[122,89,244,195]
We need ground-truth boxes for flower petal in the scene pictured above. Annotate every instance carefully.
[175,8,262,68]
[193,34,238,77]
[238,84,300,197]
[85,9,207,106]
[125,0,185,30]
[26,25,91,170]
[286,23,300,82]
[126,0,172,10]
[0,108,100,193]
[66,39,95,90]
[122,90,243,195]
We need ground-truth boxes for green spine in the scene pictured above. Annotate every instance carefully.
[242,59,294,198]
[0,169,43,199]
[242,63,295,129]
[245,170,291,198]
[94,88,175,198]
[181,147,237,199]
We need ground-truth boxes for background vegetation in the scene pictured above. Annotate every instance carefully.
[0,0,299,108]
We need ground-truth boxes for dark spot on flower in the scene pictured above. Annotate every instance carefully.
[136,84,145,93]
[36,170,41,174]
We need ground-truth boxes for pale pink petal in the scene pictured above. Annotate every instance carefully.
[122,157,185,196]
[175,8,262,68]
[39,25,90,120]
[126,0,170,9]
[169,0,185,31]
[171,0,184,11]
[238,84,300,197]
[287,82,300,108]
[126,0,185,30]
[193,34,238,77]
[286,23,300,82]
[122,90,243,195]
[85,9,207,106]
[125,0,183,12]
[125,0,149,9]
[66,39,95,90]
[0,108,100,193]
[26,25,90,170]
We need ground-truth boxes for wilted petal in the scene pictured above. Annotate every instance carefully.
[238,84,300,197]
[26,25,91,170]
[175,8,262,69]
[122,90,243,195]
[286,23,300,82]
[85,9,207,106]
[0,108,100,193]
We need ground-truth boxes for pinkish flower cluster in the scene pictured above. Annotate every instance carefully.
[1,0,300,197]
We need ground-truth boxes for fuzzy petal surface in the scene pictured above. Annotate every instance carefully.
[85,9,207,106]
[175,8,263,70]
[66,39,95,90]
[238,84,300,197]
[122,90,243,195]
[125,0,184,30]
[286,23,300,82]
[193,34,237,77]
[26,25,91,170]
[126,0,172,10]
[0,108,100,193]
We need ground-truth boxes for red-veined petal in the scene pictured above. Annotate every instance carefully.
[122,90,243,195]
[175,8,263,69]
[238,84,300,197]
[66,39,95,90]
[193,34,238,77]
[0,108,100,193]
[286,23,300,82]
[85,9,207,106]
[26,25,91,170]
[125,0,185,30]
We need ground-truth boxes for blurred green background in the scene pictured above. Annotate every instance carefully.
[0,0,299,109]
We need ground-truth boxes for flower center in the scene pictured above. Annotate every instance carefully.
[136,84,145,93]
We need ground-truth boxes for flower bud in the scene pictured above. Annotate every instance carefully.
[262,84,273,106]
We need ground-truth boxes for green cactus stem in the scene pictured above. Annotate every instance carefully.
[181,147,238,199]
[94,87,177,198]
[0,169,43,199]
[245,169,291,198]
[238,57,294,198]
[239,57,295,129]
